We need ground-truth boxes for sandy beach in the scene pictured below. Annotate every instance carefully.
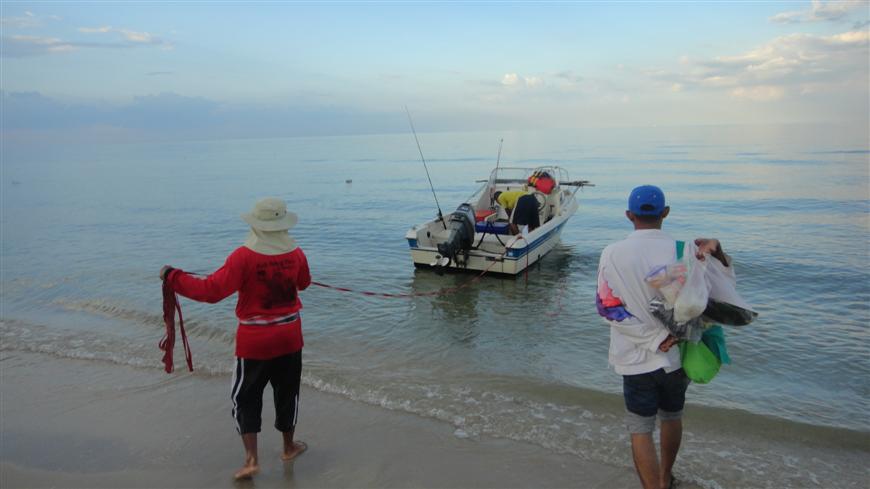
[0,350,687,489]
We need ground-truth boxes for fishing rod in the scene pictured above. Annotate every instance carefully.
[405,106,446,230]
[492,137,503,206]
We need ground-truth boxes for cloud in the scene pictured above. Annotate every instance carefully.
[554,71,583,83]
[78,26,112,33]
[0,21,173,57]
[656,29,869,100]
[79,25,172,48]
[0,91,219,131]
[0,91,407,143]
[0,35,78,57]
[729,85,786,102]
[1,10,43,29]
[484,69,637,111]
[770,0,866,24]
[523,76,543,88]
[1,91,108,129]
[500,72,546,88]
[501,73,520,86]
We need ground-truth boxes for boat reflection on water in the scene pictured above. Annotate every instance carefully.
[406,243,582,347]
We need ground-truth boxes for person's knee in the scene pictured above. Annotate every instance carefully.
[658,409,683,422]
[625,411,657,434]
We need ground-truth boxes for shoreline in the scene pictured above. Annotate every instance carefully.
[0,350,664,489]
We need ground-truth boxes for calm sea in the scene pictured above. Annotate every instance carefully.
[2,124,868,488]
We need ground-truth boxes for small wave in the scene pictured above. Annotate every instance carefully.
[301,370,870,489]
[0,318,233,376]
[51,298,236,344]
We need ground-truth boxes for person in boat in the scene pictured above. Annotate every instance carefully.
[494,190,540,235]
[160,197,311,480]
[595,185,733,489]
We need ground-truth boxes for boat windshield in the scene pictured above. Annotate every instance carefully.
[488,166,563,186]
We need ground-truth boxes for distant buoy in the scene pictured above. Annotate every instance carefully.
[345,179,352,184]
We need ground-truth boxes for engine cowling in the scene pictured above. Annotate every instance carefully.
[435,203,475,269]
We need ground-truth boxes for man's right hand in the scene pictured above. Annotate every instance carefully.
[695,238,729,266]
[159,265,172,281]
[658,335,678,352]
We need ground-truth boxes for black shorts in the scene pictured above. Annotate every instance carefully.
[512,194,540,229]
[230,351,302,434]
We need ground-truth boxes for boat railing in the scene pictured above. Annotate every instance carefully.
[481,165,594,200]
[486,178,532,184]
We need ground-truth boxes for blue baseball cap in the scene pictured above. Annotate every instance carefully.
[628,185,666,216]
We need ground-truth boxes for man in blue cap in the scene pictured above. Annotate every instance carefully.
[596,185,730,489]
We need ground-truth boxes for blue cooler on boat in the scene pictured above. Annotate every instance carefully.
[475,220,510,235]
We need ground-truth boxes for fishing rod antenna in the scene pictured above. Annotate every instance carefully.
[405,106,446,229]
[492,138,503,206]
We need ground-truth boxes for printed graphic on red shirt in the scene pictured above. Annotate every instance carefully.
[255,260,299,309]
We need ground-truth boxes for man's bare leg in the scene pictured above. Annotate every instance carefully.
[659,419,682,489]
[234,433,260,480]
[630,432,661,489]
[281,429,308,461]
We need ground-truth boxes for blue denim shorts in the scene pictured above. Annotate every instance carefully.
[623,368,690,433]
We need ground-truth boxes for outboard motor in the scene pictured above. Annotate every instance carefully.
[434,203,475,272]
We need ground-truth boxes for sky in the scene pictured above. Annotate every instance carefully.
[1,1,868,142]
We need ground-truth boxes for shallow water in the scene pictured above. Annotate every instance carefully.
[2,124,869,487]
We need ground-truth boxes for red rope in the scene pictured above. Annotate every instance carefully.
[544,278,569,318]
[160,278,193,373]
[519,235,529,285]
[312,255,502,298]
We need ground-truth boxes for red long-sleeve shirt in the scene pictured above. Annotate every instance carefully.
[166,246,311,359]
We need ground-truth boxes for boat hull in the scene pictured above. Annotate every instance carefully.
[406,196,576,275]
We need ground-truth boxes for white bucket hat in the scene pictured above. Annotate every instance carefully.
[241,197,298,231]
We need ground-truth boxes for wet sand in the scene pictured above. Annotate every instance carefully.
[0,351,687,489]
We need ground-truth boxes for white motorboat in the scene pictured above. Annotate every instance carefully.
[405,165,592,275]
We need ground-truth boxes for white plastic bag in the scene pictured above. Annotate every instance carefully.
[645,262,688,305]
[673,253,710,323]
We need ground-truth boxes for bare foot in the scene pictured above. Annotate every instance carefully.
[233,463,260,480]
[281,440,308,461]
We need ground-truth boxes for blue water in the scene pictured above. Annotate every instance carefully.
[2,124,869,488]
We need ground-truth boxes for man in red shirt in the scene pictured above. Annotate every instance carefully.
[160,197,311,480]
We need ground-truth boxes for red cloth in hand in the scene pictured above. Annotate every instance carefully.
[160,276,193,373]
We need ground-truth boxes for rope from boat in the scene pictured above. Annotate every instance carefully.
[312,253,504,298]
[508,234,531,285]
[544,277,569,318]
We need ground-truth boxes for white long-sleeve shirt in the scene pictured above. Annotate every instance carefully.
[596,229,738,375]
